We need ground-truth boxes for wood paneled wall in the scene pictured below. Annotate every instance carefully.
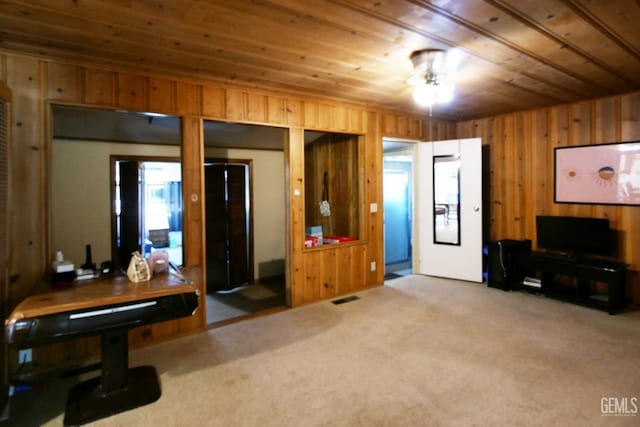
[304,133,360,239]
[0,82,11,404]
[5,47,638,373]
[0,51,454,371]
[289,109,380,306]
[457,91,640,304]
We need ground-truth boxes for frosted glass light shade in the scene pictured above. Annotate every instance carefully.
[412,82,455,107]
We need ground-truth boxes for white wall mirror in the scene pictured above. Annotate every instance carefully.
[433,154,460,245]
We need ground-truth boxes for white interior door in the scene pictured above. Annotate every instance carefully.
[414,138,483,282]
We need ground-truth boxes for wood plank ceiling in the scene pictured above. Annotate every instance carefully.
[0,0,639,120]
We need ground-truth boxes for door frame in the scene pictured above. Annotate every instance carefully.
[383,149,414,273]
[382,137,419,274]
[0,82,11,414]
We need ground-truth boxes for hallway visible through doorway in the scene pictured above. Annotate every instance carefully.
[202,120,289,326]
[383,146,413,276]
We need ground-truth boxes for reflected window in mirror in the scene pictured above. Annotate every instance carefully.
[51,105,183,273]
[304,131,361,247]
[433,154,460,245]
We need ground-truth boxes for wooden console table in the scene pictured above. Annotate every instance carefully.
[5,272,199,425]
[510,252,626,315]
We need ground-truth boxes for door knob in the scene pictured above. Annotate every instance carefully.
[473,205,480,212]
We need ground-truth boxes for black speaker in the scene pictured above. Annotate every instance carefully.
[487,239,531,290]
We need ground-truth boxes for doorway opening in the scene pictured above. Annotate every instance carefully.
[383,139,415,281]
[112,158,183,271]
[203,120,288,326]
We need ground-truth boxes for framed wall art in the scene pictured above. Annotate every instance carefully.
[555,141,640,206]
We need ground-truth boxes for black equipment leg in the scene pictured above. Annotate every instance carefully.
[63,329,161,426]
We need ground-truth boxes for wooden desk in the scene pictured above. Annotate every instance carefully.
[5,272,199,425]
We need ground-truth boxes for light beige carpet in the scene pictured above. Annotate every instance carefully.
[6,275,640,426]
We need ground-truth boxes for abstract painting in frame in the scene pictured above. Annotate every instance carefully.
[555,141,640,206]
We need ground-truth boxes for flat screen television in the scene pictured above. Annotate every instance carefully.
[536,215,614,257]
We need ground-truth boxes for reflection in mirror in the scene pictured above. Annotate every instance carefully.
[304,131,360,247]
[51,105,183,274]
[113,158,182,270]
[202,121,287,292]
[202,120,288,324]
[433,155,460,245]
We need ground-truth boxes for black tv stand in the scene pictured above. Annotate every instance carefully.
[529,251,579,263]
[510,251,626,315]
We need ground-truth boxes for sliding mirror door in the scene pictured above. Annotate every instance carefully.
[51,105,183,274]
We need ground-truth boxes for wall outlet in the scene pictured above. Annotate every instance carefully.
[371,261,377,272]
[18,349,32,364]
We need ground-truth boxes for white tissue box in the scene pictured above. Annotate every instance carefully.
[53,261,74,273]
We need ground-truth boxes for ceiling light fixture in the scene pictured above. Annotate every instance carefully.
[408,48,457,114]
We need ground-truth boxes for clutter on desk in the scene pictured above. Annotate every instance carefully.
[148,250,169,275]
[51,250,76,289]
[127,251,151,283]
[75,268,97,281]
[80,244,96,271]
[52,250,74,273]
